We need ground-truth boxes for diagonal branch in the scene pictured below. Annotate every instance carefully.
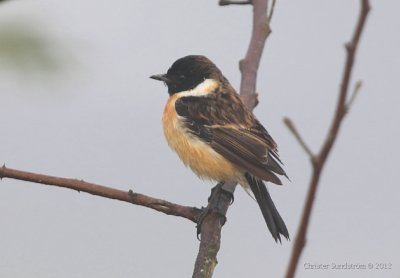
[0,165,201,222]
[285,1,371,278]
[192,1,278,277]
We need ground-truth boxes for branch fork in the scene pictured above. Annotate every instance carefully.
[285,1,370,277]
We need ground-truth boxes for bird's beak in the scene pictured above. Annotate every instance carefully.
[150,74,169,82]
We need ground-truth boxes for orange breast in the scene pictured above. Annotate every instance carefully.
[162,94,239,182]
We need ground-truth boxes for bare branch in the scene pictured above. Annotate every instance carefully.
[0,165,201,222]
[193,1,274,277]
[192,182,234,278]
[239,0,272,108]
[283,117,315,161]
[318,1,370,165]
[285,1,371,277]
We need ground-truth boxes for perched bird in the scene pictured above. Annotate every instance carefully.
[150,55,289,242]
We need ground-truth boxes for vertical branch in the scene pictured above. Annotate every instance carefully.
[285,1,371,278]
[239,0,271,108]
[192,0,277,277]
[192,184,233,278]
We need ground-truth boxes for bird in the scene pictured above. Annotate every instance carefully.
[150,55,289,242]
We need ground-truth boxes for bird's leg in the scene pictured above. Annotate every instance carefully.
[196,182,235,239]
[207,182,235,205]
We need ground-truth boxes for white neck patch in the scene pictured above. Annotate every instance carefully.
[177,79,218,97]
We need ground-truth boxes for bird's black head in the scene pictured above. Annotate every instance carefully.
[150,55,223,95]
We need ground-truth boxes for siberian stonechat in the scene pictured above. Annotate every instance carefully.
[151,55,289,242]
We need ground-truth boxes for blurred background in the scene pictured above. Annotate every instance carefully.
[0,1,399,277]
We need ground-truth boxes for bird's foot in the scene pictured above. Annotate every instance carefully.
[196,206,227,240]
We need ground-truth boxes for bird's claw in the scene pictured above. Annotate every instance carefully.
[196,206,227,240]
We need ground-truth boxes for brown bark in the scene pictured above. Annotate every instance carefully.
[284,1,371,277]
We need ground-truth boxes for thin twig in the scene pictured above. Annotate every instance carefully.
[219,0,252,6]
[283,117,315,161]
[192,1,275,277]
[267,0,276,21]
[0,165,201,222]
[285,1,370,278]
[345,80,362,113]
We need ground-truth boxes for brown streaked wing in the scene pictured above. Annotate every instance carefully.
[210,127,284,185]
[174,85,287,183]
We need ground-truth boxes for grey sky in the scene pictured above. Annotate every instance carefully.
[0,1,399,277]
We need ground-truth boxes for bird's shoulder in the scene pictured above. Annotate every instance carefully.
[174,81,277,147]
[175,81,252,126]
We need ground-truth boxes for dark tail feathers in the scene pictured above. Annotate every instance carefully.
[245,173,289,243]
